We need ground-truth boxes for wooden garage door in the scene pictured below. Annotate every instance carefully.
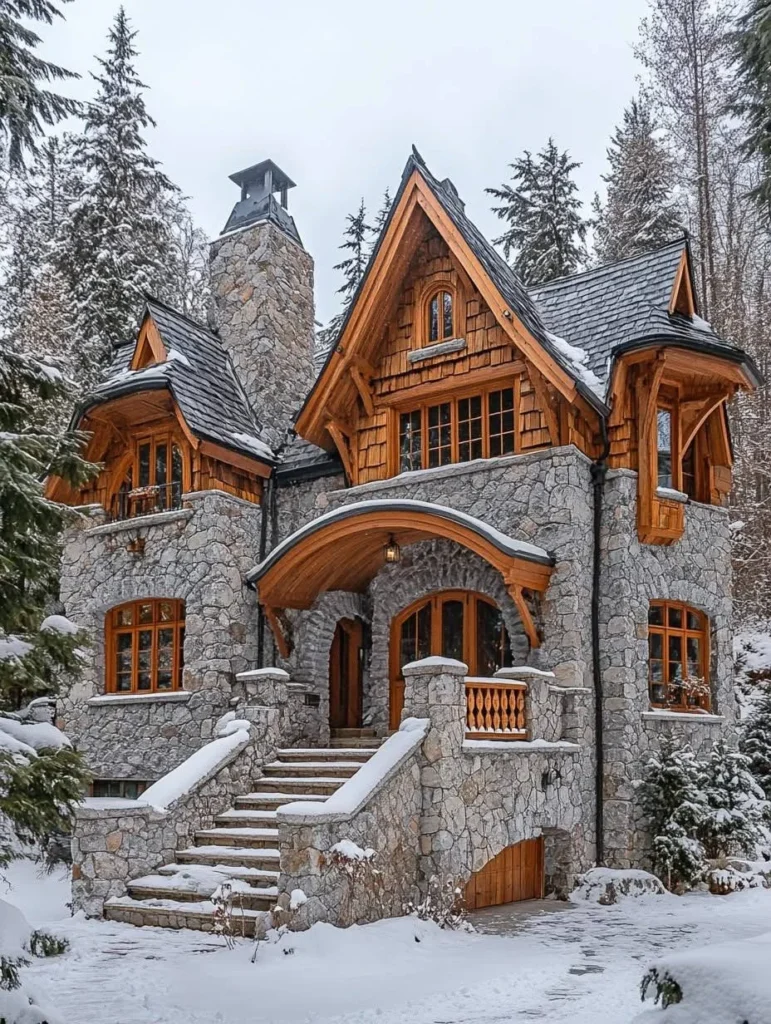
[464,837,544,910]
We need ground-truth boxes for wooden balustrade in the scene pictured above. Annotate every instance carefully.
[465,677,528,740]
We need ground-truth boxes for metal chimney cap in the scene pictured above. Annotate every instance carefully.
[228,159,296,193]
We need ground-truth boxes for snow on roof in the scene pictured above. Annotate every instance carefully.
[247,498,553,582]
[546,331,603,397]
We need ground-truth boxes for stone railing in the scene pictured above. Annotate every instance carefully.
[275,719,427,929]
[72,669,290,917]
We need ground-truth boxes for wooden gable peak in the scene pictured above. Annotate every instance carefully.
[130,315,168,370]
[669,248,696,317]
[296,162,582,449]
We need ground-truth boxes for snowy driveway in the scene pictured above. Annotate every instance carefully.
[7,863,771,1024]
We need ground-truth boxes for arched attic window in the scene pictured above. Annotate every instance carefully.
[427,288,455,343]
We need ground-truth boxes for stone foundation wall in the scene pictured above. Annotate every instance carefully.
[59,491,262,780]
[599,470,735,867]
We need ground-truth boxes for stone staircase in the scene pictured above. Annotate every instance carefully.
[103,747,377,936]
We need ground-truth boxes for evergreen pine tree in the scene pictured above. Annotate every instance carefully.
[732,0,771,218]
[593,96,682,264]
[369,187,392,252]
[640,740,707,890]
[486,138,588,285]
[0,0,81,170]
[740,689,771,802]
[317,199,375,355]
[58,7,180,391]
[698,739,767,859]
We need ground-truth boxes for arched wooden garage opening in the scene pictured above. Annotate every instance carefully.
[246,499,554,659]
[465,837,544,910]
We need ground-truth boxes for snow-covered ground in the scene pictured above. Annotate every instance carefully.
[4,860,771,1024]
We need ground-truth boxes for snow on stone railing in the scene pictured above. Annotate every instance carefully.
[73,705,282,917]
[278,717,429,824]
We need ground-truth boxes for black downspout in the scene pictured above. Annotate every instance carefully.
[590,417,610,866]
[256,471,274,668]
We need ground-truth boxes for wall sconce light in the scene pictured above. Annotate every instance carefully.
[384,535,401,564]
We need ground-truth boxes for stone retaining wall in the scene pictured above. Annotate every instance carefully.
[72,696,284,917]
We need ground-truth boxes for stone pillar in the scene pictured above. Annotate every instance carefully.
[209,221,315,449]
[495,666,561,742]
[235,667,289,707]
[401,657,468,882]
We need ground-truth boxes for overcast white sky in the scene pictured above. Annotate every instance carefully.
[41,0,649,323]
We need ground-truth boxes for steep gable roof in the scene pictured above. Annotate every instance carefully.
[81,299,275,465]
[530,240,760,393]
[297,149,608,448]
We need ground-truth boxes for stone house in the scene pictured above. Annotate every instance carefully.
[48,151,759,932]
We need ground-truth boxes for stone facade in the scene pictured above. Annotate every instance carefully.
[59,490,262,780]
[599,470,734,867]
[209,220,316,449]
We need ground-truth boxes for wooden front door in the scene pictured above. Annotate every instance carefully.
[389,590,512,730]
[464,837,544,910]
[329,618,364,730]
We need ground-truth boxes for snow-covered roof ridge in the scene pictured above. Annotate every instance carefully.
[247,498,553,584]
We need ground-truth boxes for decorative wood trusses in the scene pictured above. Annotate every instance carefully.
[247,500,554,654]
[296,166,601,456]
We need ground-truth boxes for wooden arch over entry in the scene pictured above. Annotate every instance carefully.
[247,500,554,657]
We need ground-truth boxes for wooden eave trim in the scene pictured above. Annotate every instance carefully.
[506,583,541,649]
[262,604,291,659]
[198,440,272,479]
[680,392,730,454]
[326,420,355,481]
[349,365,374,417]
[376,361,526,409]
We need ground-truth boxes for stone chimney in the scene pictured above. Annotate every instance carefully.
[209,159,316,450]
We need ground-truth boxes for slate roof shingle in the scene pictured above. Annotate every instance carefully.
[277,435,342,481]
[83,299,275,464]
[530,240,758,393]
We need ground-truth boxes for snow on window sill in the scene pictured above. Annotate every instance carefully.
[656,487,688,504]
[642,709,724,724]
[87,691,192,707]
[407,337,466,363]
[86,508,194,538]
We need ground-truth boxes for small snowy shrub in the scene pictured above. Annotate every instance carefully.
[640,966,683,1008]
[699,740,767,862]
[739,687,771,805]
[640,740,707,890]
[404,875,467,930]
[328,840,387,925]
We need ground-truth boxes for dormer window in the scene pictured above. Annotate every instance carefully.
[428,289,454,343]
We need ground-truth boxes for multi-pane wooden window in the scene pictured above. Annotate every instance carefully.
[427,289,454,343]
[114,433,185,520]
[106,599,185,694]
[398,385,517,472]
[648,600,710,711]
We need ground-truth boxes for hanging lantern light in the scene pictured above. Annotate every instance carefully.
[384,534,401,564]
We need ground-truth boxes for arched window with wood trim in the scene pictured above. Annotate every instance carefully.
[427,288,454,344]
[106,599,185,694]
[389,590,513,728]
[648,600,710,711]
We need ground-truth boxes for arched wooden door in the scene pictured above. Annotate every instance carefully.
[329,618,364,730]
[464,838,544,910]
[389,590,512,730]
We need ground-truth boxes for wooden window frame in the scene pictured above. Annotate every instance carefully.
[110,427,190,520]
[388,590,513,730]
[105,598,185,695]
[656,389,682,492]
[647,599,711,712]
[394,379,520,474]
[426,287,456,345]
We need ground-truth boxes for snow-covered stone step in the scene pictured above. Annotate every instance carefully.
[276,747,377,762]
[104,896,266,937]
[194,827,279,849]
[157,862,280,885]
[262,761,361,778]
[176,844,280,869]
[215,808,279,828]
[127,878,277,911]
[234,791,328,810]
[254,776,345,794]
